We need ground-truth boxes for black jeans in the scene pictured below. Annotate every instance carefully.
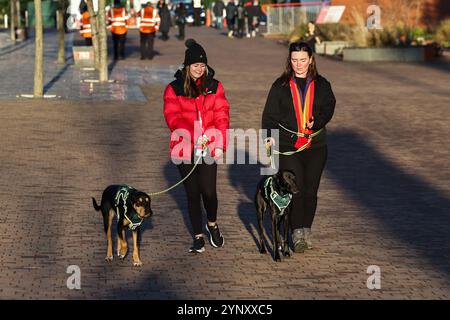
[177,161,218,236]
[112,33,127,59]
[140,32,155,59]
[247,16,255,33]
[194,8,202,26]
[160,31,169,41]
[227,18,235,32]
[279,146,328,229]
[237,19,245,38]
[84,37,92,46]
[177,23,185,39]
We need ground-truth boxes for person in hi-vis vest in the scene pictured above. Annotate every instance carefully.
[79,3,92,46]
[138,2,160,60]
[108,1,129,60]
[192,0,203,26]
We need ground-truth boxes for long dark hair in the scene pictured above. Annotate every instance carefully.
[182,65,209,98]
[280,41,318,86]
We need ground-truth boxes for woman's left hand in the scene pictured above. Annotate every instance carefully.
[306,117,314,130]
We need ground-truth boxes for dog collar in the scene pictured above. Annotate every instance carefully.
[264,177,292,215]
[124,211,143,231]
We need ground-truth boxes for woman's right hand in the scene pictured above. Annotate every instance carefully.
[264,137,276,147]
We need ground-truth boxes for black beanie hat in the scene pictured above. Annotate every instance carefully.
[184,39,208,66]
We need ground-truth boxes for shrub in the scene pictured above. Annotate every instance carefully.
[288,24,308,43]
[435,19,450,47]
[287,23,352,44]
[315,23,353,41]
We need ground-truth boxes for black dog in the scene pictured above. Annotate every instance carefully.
[92,185,153,267]
[255,170,299,262]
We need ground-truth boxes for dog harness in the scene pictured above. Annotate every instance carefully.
[263,177,292,215]
[114,186,143,231]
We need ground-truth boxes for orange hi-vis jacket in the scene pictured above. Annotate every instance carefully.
[108,7,128,35]
[80,11,92,38]
[139,6,160,33]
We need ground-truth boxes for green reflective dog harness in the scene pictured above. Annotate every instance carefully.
[114,186,143,230]
[263,177,292,215]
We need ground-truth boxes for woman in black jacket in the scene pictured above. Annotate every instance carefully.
[175,2,187,40]
[158,1,172,41]
[262,41,336,253]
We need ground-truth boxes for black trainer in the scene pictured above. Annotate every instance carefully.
[189,236,205,253]
[205,223,224,248]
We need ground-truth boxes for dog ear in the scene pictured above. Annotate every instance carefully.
[129,192,139,204]
[130,192,144,206]
[275,170,283,180]
[278,170,287,182]
[283,170,295,181]
[143,192,151,203]
[134,192,151,207]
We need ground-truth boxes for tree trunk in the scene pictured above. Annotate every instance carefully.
[57,1,65,64]
[404,0,412,28]
[10,0,16,42]
[86,0,100,69]
[415,0,422,27]
[34,0,44,98]
[15,0,22,28]
[98,0,108,82]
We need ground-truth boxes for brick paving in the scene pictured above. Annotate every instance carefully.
[0,29,178,101]
[0,26,449,299]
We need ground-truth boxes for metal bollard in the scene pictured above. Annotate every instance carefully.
[4,14,7,29]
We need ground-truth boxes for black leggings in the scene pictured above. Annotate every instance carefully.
[140,32,155,59]
[112,33,126,59]
[227,18,235,32]
[177,161,218,236]
[279,146,327,230]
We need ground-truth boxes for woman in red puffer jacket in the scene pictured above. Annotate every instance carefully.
[163,39,230,254]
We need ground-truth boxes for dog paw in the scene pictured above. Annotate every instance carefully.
[117,249,128,259]
[283,251,291,257]
[274,253,282,262]
[133,261,143,267]
[105,256,113,262]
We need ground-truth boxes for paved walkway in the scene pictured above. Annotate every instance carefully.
[0,29,178,101]
[0,26,449,299]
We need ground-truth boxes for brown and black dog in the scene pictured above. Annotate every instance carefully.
[255,170,299,262]
[92,185,153,267]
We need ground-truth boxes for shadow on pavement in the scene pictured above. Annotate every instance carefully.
[163,159,194,236]
[327,129,450,276]
[44,62,72,94]
[0,39,31,58]
[227,148,276,255]
[226,131,450,271]
[108,273,182,299]
[83,106,154,244]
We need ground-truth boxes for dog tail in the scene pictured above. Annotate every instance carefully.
[92,197,101,211]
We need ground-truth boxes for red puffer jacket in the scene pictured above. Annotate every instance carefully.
[163,68,230,161]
